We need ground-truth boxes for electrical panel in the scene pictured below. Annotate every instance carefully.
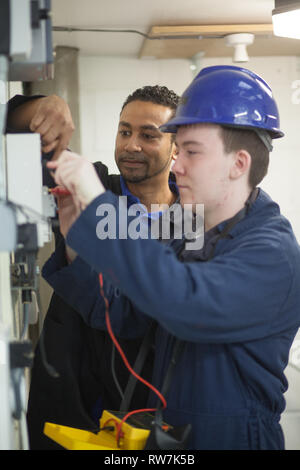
[0,0,54,450]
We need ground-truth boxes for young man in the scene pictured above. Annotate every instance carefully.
[7,86,179,449]
[44,66,300,450]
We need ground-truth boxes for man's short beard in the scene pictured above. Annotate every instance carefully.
[121,159,171,184]
[116,147,174,184]
[122,173,150,183]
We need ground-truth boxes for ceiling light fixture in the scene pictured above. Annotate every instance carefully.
[272,0,300,40]
[225,33,254,62]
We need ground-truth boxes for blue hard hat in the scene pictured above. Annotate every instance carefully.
[160,65,284,140]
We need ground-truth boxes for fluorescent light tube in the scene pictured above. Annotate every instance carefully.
[272,3,300,40]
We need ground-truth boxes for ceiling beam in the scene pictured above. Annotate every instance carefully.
[148,24,274,38]
[139,24,300,59]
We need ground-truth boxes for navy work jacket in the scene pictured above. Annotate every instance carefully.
[43,188,300,450]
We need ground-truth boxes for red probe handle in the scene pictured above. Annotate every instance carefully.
[49,187,71,196]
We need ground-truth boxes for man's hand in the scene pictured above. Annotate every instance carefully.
[8,95,75,160]
[30,95,75,159]
[47,151,105,214]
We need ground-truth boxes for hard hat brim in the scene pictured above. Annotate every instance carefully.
[160,117,285,139]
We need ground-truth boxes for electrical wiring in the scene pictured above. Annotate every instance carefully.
[0,197,50,225]
[98,273,167,447]
[20,301,29,341]
[111,343,125,402]
[52,26,223,40]
[34,285,60,378]
[1,194,60,378]
[1,195,58,376]
[53,26,151,38]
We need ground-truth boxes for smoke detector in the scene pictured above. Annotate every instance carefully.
[225,33,254,62]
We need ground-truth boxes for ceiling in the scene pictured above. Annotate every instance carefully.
[51,0,300,58]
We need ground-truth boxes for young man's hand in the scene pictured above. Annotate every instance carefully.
[47,151,105,214]
[55,193,80,239]
[53,193,81,263]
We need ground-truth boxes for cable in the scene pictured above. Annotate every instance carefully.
[1,197,50,225]
[0,196,59,377]
[111,343,125,402]
[33,285,60,378]
[52,26,223,40]
[99,273,166,408]
[116,407,160,447]
[53,26,151,38]
[20,302,29,341]
[98,273,167,446]
[20,410,30,450]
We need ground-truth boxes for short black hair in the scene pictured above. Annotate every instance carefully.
[121,85,179,116]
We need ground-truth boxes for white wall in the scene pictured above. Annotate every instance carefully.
[78,56,192,172]
[78,54,300,449]
[78,55,300,242]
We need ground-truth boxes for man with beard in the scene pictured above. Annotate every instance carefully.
[7,85,179,449]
